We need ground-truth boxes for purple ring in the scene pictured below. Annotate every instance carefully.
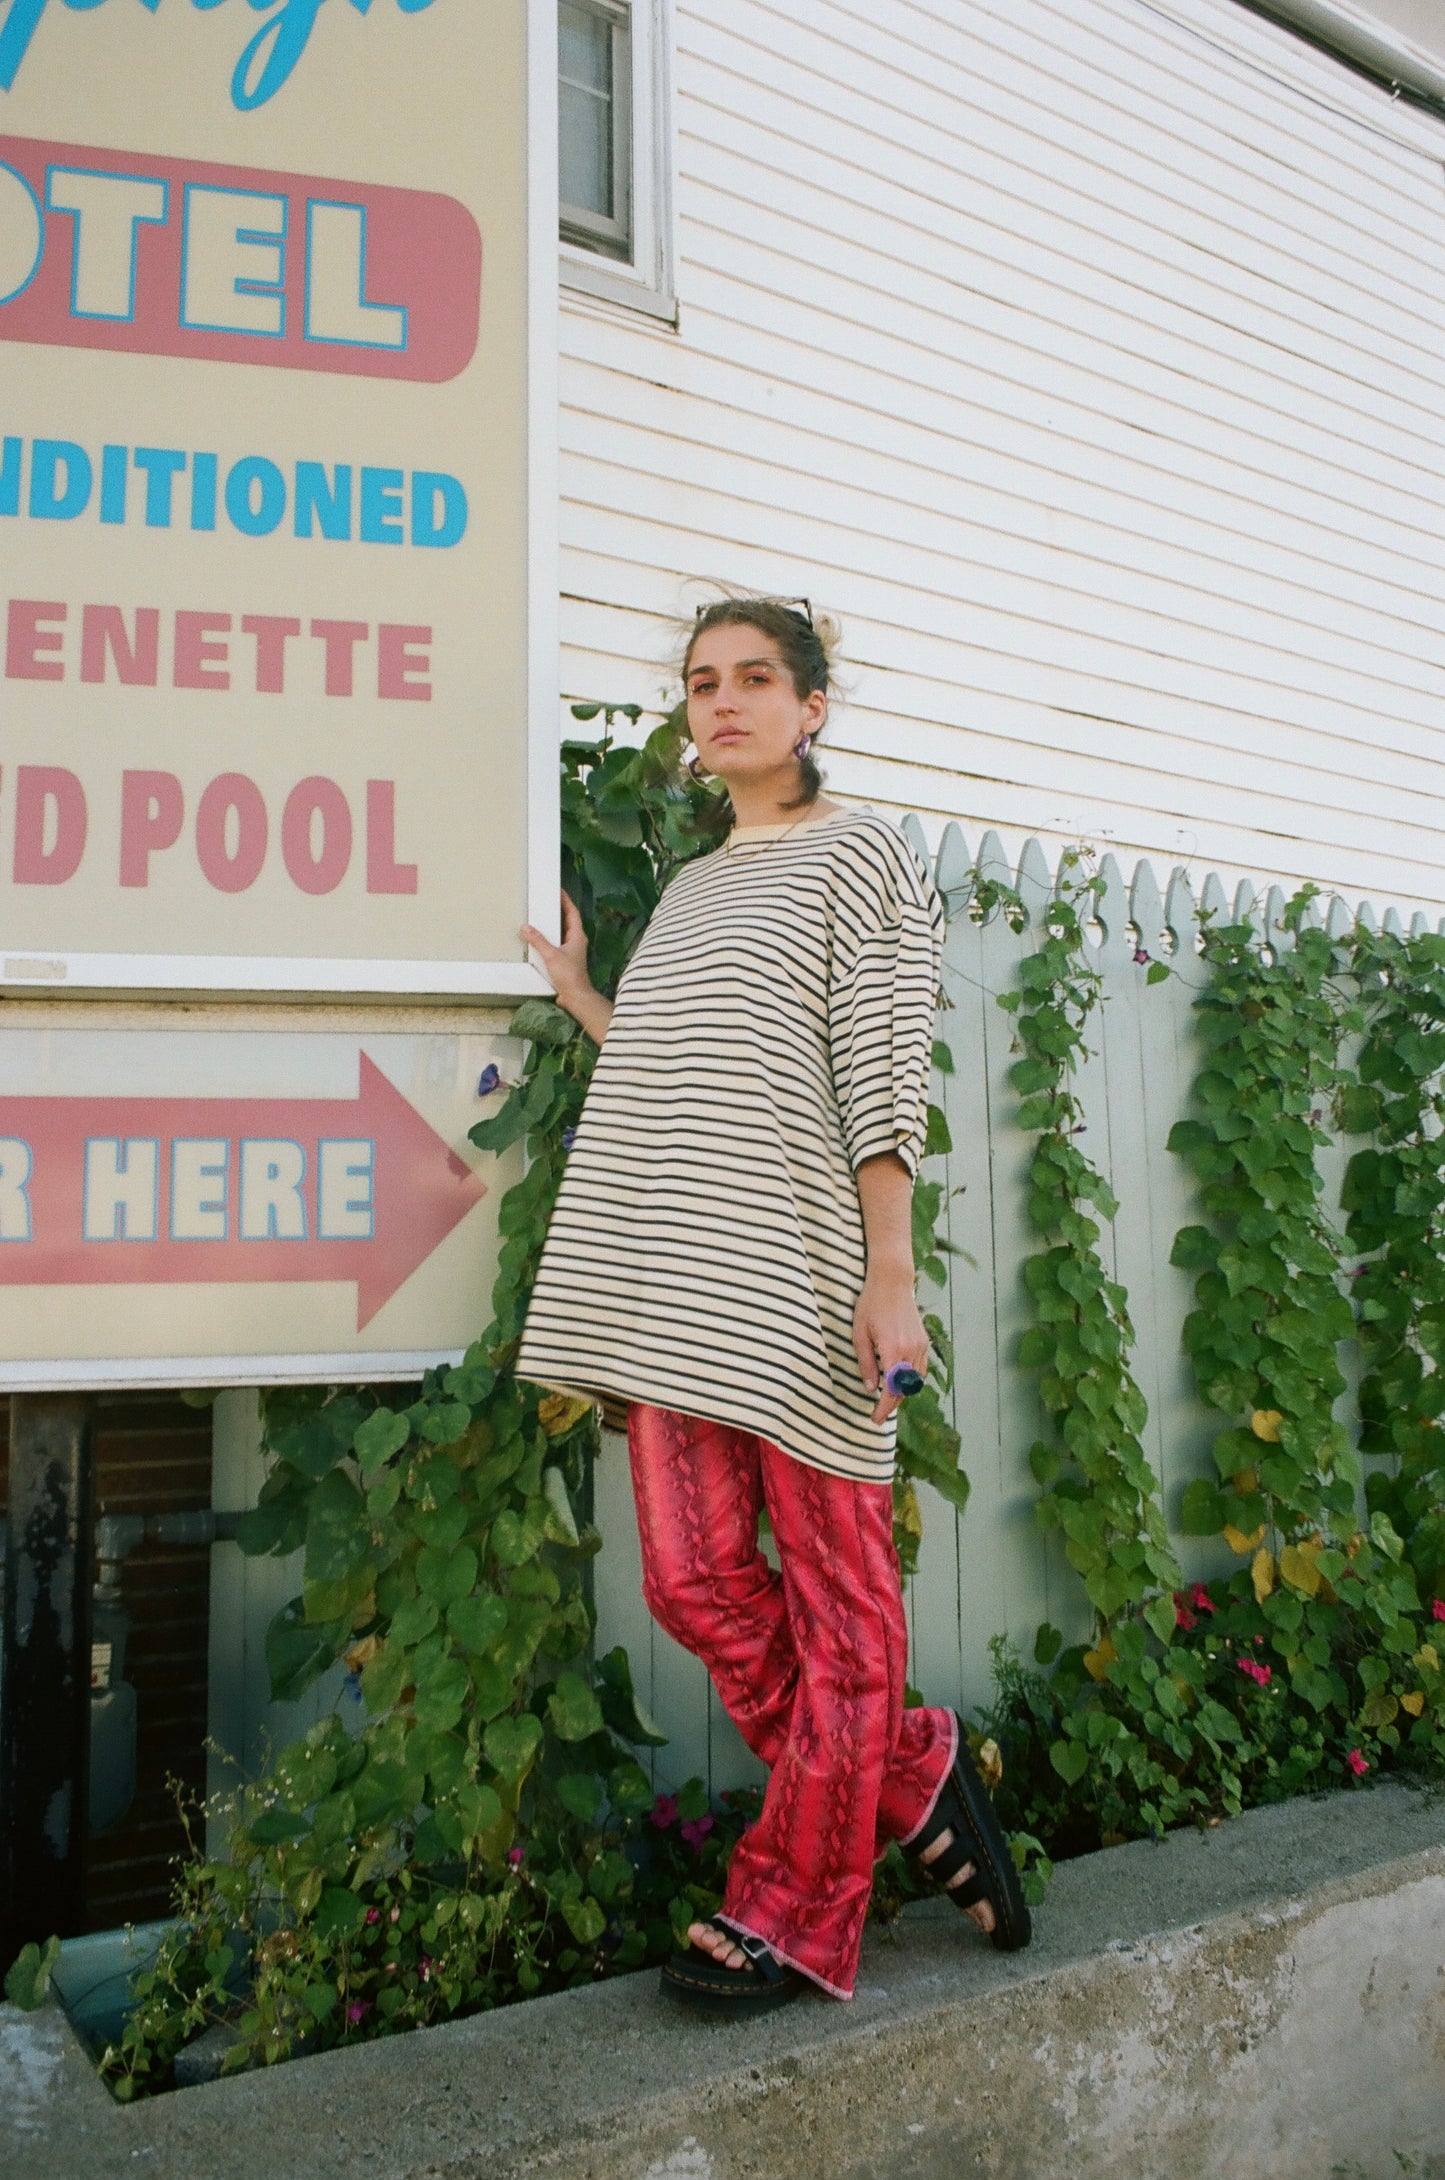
[885,1363,925,1398]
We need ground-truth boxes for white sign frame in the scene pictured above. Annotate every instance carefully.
[0,4,559,1008]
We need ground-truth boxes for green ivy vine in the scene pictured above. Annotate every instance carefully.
[981,851,1182,1642]
[1340,923,1445,1608]
[985,880,1445,1855]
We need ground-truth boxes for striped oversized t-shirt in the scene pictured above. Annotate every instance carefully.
[514,805,945,1483]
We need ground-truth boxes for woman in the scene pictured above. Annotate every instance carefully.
[515,597,1030,2013]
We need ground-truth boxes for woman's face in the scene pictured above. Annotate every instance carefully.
[684,621,826,786]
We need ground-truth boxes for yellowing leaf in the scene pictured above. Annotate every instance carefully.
[1280,1543,1322,1598]
[1346,1531,1366,1559]
[1400,1691,1426,1718]
[974,1737,1004,1790]
[1083,1634,1118,1683]
[1360,1687,1398,1730]
[895,1478,924,1542]
[1251,1547,1276,1603]
[1231,1467,1259,1494]
[344,1633,382,1672]
[1250,1409,1284,1443]
[1414,1643,1440,1673]
[537,1392,595,1439]
[1224,1523,1266,1556]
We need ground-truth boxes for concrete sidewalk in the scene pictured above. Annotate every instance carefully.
[4,1780,1445,2180]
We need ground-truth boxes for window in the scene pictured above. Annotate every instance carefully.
[559,0,675,323]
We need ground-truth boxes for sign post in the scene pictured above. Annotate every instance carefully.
[0,0,555,1388]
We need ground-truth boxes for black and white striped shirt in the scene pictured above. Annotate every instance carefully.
[515,806,945,1482]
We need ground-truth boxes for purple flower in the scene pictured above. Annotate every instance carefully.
[1133,946,1150,965]
[680,1815,715,1849]
[342,1670,362,1701]
[476,1063,502,1097]
[650,1794,678,1829]
[345,2000,371,2024]
[507,1845,525,1868]
[364,1908,380,1926]
[561,1125,577,1151]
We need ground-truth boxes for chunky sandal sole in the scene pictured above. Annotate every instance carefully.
[659,1921,805,2016]
[912,1717,1033,1952]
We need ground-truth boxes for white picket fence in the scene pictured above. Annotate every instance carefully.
[591,825,1444,1798]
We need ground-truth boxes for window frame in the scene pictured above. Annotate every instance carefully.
[559,0,676,326]
[558,0,633,260]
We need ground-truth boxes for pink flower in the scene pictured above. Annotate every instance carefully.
[650,1794,678,1829]
[1188,1584,1217,1615]
[1237,1658,1272,1687]
[345,2000,371,2024]
[1431,1599,1445,1623]
[507,1845,525,1867]
[1173,1593,1197,1630]
[386,1961,398,1974]
[1346,1748,1369,1777]
[419,1958,433,1983]
[1133,946,1150,965]
[680,1815,715,1849]
[364,1908,380,1926]
[389,1906,401,1924]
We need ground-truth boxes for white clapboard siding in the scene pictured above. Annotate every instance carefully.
[591,829,1439,1798]
[560,0,1445,913]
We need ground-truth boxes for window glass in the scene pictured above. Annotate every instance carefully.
[560,2,616,224]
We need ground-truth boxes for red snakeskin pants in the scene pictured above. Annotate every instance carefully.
[626,1401,957,1999]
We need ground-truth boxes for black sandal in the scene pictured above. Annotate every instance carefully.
[659,1919,805,2016]
[908,1716,1032,1951]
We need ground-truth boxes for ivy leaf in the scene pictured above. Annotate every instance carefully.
[1179,1479,1224,1535]
[483,1713,544,1782]
[3,1936,60,2011]
[560,1894,607,1945]
[1033,1621,1063,1665]
[1049,1737,1089,1785]
[556,1772,604,1824]
[509,998,576,1047]
[419,1402,472,1447]
[303,1469,373,1589]
[265,1598,348,1703]
[548,1669,605,1742]
[353,1406,410,1475]
[417,1544,479,1607]
[250,1808,310,1846]
[1141,1593,1178,1645]
[448,1591,509,1655]
[596,1644,668,1746]
[313,1887,367,1941]
[541,1465,580,1545]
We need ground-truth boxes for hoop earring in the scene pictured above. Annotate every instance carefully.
[682,742,708,781]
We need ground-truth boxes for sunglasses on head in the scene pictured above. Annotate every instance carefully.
[694,597,814,628]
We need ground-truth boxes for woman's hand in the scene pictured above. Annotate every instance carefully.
[853,1265,931,1425]
[520,891,615,1045]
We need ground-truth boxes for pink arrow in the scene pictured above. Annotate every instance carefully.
[0,1054,485,1330]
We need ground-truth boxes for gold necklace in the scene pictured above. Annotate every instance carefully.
[724,808,829,854]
